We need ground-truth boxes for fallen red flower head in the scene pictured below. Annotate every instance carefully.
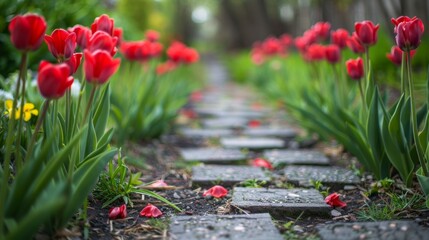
[203,185,228,198]
[108,204,127,220]
[140,203,163,218]
[251,158,274,170]
[325,193,347,208]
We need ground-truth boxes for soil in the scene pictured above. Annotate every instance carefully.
[79,132,429,239]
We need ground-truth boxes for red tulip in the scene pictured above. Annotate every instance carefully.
[354,20,379,46]
[280,34,293,47]
[325,193,347,208]
[140,203,162,218]
[346,57,364,80]
[331,28,349,49]
[167,42,199,64]
[91,14,114,35]
[9,13,47,51]
[391,16,414,33]
[109,204,127,220]
[65,53,83,74]
[37,61,74,99]
[305,44,325,62]
[386,46,416,66]
[325,44,341,64]
[145,30,160,42]
[84,50,121,85]
[68,25,91,49]
[167,42,187,62]
[113,27,123,47]
[391,16,424,51]
[183,48,199,64]
[346,34,365,54]
[203,185,228,198]
[294,36,310,52]
[262,37,284,55]
[120,40,163,61]
[44,29,77,61]
[87,31,118,56]
[312,21,331,41]
[251,158,273,170]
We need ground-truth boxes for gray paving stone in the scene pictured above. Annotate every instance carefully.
[317,221,429,240]
[180,148,247,164]
[179,128,234,138]
[232,187,330,218]
[196,109,265,119]
[264,149,330,166]
[169,213,283,240]
[192,165,270,187]
[202,118,248,129]
[242,127,297,139]
[220,137,284,150]
[284,166,360,189]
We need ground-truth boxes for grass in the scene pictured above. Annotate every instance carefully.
[357,191,426,221]
[240,179,267,188]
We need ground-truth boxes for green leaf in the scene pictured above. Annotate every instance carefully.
[134,189,182,212]
[93,84,110,138]
[58,149,116,228]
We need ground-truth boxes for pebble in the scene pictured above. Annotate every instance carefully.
[343,185,357,190]
[173,192,181,199]
[331,209,342,217]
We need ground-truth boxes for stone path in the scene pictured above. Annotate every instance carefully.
[166,57,428,239]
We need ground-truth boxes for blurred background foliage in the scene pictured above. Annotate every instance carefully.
[1,0,429,86]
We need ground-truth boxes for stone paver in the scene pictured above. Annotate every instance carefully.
[169,213,283,240]
[196,109,265,119]
[232,187,330,218]
[284,166,360,189]
[220,137,284,150]
[264,149,330,166]
[242,127,297,139]
[179,128,234,138]
[202,118,248,129]
[180,148,247,164]
[192,165,270,187]
[317,221,429,240]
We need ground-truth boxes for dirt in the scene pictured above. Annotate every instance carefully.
[41,131,429,239]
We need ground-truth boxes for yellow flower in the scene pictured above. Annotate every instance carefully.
[4,99,18,119]
[16,103,38,122]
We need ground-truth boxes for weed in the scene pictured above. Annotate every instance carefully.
[310,180,330,197]
[240,179,267,188]
[94,149,181,211]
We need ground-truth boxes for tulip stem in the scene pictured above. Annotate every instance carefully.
[0,52,27,236]
[358,80,367,116]
[407,50,427,176]
[401,52,407,96]
[83,84,97,123]
[24,100,50,163]
[16,52,29,171]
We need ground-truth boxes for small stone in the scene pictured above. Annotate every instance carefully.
[173,192,181,199]
[400,225,408,231]
[293,225,304,233]
[352,225,362,230]
[331,209,341,217]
